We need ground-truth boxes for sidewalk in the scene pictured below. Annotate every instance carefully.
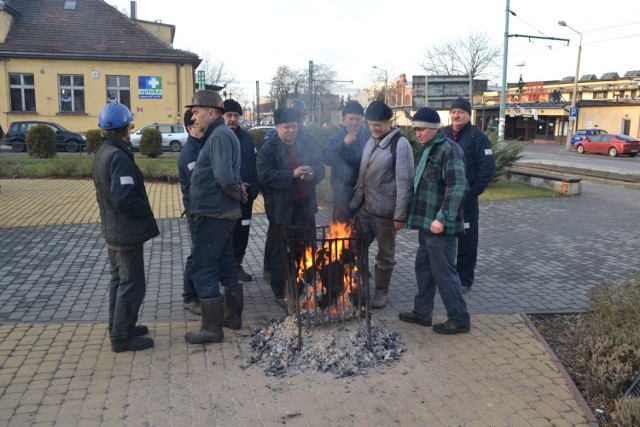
[4,177,638,426]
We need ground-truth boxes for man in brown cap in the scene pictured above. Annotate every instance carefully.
[184,90,248,344]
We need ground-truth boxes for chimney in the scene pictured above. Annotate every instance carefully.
[130,1,137,20]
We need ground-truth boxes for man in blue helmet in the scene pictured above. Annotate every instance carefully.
[93,102,159,353]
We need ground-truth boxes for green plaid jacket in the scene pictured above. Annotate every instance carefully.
[407,131,468,235]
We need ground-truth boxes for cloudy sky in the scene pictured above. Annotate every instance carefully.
[108,0,640,103]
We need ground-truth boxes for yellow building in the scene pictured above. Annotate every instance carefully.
[0,0,200,133]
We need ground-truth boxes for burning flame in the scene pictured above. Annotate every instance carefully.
[296,221,359,314]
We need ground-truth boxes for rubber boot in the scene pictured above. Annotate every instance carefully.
[371,267,392,308]
[223,285,244,330]
[184,296,224,344]
[236,256,253,282]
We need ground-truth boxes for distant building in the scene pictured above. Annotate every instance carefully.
[0,0,201,133]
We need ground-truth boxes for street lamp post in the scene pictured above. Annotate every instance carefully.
[372,65,388,104]
[558,20,582,151]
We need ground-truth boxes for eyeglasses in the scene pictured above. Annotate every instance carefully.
[129,123,135,130]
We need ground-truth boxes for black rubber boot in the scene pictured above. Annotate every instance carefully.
[372,267,392,308]
[184,296,224,344]
[223,285,244,330]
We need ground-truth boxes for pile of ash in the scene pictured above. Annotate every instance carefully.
[249,316,404,378]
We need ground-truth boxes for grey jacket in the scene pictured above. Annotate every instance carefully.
[350,128,414,221]
[189,116,243,217]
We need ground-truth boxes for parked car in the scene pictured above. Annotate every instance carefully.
[570,128,607,145]
[2,121,86,153]
[130,123,188,152]
[249,125,276,132]
[575,133,639,157]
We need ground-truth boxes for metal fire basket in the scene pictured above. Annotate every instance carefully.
[278,224,371,350]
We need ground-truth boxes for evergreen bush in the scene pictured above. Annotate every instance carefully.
[85,129,104,154]
[26,124,57,158]
[140,128,163,158]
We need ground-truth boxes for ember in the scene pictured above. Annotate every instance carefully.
[249,316,404,378]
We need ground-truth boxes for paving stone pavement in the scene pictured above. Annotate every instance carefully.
[2,177,638,426]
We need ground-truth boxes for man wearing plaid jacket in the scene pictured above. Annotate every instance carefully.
[399,107,471,335]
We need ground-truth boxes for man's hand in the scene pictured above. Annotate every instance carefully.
[393,220,406,231]
[430,219,444,234]
[240,183,249,204]
[343,131,357,146]
[294,166,314,181]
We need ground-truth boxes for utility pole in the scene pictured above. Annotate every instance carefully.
[499,0,569,143]
[255,81,260,125]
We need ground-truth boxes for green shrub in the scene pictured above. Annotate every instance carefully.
[26,124,57,158]
[488,132,525,183]
[140,128,163,158]
[85,129,103,154]
[249,128,270,150]
[571,274,640,401]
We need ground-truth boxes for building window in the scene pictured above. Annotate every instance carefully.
[106,75,131,109]
[594,91,607,100]
[9,73,36,112]
[58,75,85,113]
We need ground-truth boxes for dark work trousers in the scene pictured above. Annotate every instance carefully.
[191,216,238,300]
[268,200,315,299]
[182,215,198,303]
[233,201,254,260]
[413,230,469,326]
[108,244,146,344]
[457,197,480,289]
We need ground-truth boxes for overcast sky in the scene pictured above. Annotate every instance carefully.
[108,0,640,104]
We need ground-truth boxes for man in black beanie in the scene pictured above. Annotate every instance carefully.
[322,100,371,222]
[223,99,260,285]
[443,97,496,294]
[350,101,414,308]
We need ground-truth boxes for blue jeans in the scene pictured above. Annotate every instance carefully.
[191,216,238,299]
[108,244,146,343]
[182,215,198,303]
[413,230,470,326]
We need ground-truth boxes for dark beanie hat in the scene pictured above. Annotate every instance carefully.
[450,97,471,115]
[412,107,441,129]
[184,109,195,126]
[223,99,243,115]
[274,107,300,125]
[342,100,364,117]
[365,101,392,121]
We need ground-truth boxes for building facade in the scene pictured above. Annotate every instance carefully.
[0,0,200,134]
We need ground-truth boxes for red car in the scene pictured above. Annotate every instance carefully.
[575,133,639,157]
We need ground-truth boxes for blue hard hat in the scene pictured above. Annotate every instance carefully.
[98,102,133,130]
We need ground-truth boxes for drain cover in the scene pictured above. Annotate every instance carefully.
[623,373,640,398]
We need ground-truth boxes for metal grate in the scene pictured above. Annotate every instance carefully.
[278,224,371,349]
[623,373,640,398]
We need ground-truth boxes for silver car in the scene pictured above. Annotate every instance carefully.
[130,123,188,152]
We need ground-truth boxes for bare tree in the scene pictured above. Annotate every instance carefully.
[197,53,237,87]
[419,32,501,80]
[269,65,305,107]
